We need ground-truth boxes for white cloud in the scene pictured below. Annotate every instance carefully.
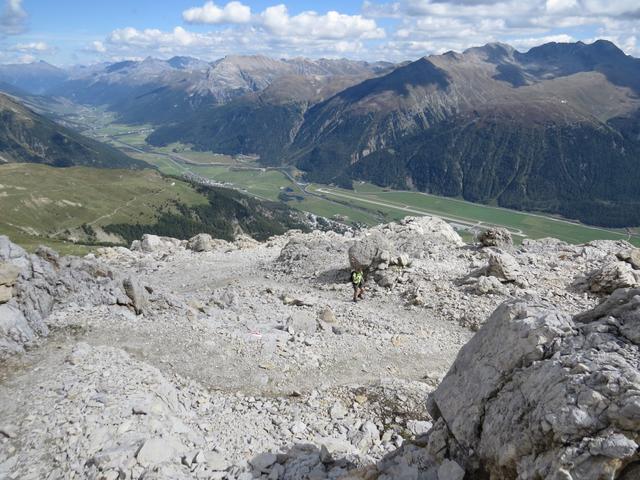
[183,1,251,25]
[108,26,208,48]
[16,53,35,63]
[0,0,27,35]
[11,41,49,52]
[363,0,640,59]
[545,0,578,14]
[259,5,385,40]
[507,33,575,49]
[90,40,107,53]
[81,0,639,63]
[91,4,386,61]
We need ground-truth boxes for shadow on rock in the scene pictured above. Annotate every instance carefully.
[314,268,351,285]
[247,443,359,479]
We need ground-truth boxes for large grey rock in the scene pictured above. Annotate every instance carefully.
[187,233,213,252]
[0,236,26,261]
[401,291,640,479]
[0,237,139,358]
[383,216,463,254]
[437,460,465,480]
[486,251,523,284]
[477,227,513,249]
[276,231,348,276]
[617,248,640,270]
[0,303,34,356]
[136,437,184,467]
[249,452,277,473]
[464,250,526,288]
[0,262,21,286]
[135,234,182,254]
[474,275,508,295]
[0,285,12,304]
[348,233,393,272]
[123,276,148,315]
[584,261,640,294]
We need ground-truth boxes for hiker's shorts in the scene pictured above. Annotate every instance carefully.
[352,282,363,291]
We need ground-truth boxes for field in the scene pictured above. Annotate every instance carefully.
[38,117,639,248]
[0,163,208,253]
[309,184,640,246]
[126,137,640,245]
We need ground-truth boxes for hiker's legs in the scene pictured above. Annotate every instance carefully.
[352,284,358,302]
[358,287,365,299]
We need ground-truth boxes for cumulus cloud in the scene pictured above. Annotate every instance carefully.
[183,1,251,25]
[11,41,49,52]
[83,0,639,62]
[0,0,27,35]
[90,3,386,61]
[90,41,107,53]
[364,0,640,58]
[507,33,575,49]
[259,5,385,40]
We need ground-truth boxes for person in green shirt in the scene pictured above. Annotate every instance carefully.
[350,269,365,302]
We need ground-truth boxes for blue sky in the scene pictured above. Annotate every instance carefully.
[1,0,638,65]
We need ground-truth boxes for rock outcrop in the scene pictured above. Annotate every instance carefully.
[477,227,513,248]
[348,233,393,272]
[132,234,183,254]
[583,261,640,294]
[0,236,144,358]
[3,217,639,480]
[617,248,640,270]
[375,290,640,479]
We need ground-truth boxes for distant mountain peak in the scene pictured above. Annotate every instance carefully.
[463,42,516,63]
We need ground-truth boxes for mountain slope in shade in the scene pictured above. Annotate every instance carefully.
[0,93,146,169]
[147,72,383,163]
[289,40,640,227]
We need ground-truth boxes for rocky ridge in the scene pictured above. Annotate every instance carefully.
[1,218,640,479]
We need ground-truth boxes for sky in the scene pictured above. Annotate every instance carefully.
[0,0,638,65]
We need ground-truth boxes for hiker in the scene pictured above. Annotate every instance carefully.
[351,268,365,302]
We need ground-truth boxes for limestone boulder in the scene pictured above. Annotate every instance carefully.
[187,233,213,252]
[584,261,640,294]
[379,291,640,479]
[348,233,393,272]
[477,227,513,248]
[617,248,640,270]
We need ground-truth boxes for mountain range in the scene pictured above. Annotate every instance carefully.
[2,40,640,227]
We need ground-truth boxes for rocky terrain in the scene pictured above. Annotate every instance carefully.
[1,216,640,479]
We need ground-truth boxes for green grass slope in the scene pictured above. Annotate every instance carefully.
[0,164,309,253]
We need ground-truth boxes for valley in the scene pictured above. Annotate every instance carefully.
[2,42,640,254]
[78,116,640,247]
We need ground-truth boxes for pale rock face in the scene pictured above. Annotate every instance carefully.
[377,289,640,479]
[583,261,640,294]
[135,234,183,254]
[486,250,525,285]
[348,232,393,272]
[123,276,148,315]
[474,275,509,295]
[617,248,640,270]
[0,237,145,358]
[187,233,214,252]
[477,227,513,249]
[285,311,318,335]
